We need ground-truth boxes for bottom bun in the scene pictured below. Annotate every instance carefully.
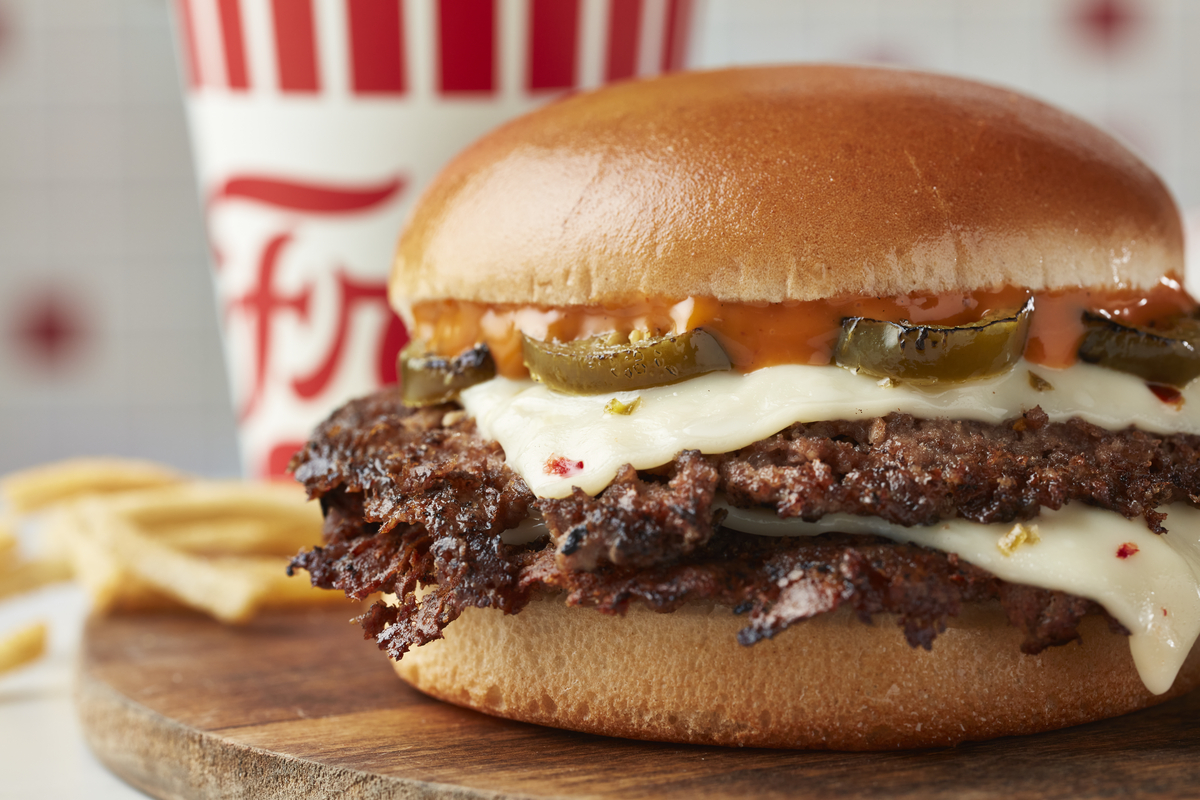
[393,596,1200,750]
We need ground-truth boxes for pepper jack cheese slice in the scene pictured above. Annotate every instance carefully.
[715,501,1200,696]
[460,359,1200,500]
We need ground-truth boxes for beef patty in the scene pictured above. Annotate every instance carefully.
[288,389,1200,662]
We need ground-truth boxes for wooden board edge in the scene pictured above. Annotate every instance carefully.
[73,660,526,800]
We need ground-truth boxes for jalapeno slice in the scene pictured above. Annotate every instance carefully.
[399,341,496,407]
[1078,313,1200,387]
[522,329,732,395]
[834,299,1033,384]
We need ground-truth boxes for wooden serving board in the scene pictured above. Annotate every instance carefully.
[78,606,1200,800]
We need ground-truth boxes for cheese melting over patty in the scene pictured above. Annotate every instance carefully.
[463,361,1200,695]
[461,359,1200,499]
[717,502,1200,696]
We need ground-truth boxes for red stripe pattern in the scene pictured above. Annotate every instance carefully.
[606,0,641,82]
[212,175,406,213]
[528,0,579,91]
[348,0,407,94]
[662,0,692,73]
[175,0,689,97]
[271,0,321,92]
[217,0,250,89]
[175,0,203,88]
[438,0,495,94]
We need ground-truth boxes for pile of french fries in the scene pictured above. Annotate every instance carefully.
[0,458,340,677]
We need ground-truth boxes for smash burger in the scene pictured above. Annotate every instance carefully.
[288,66,1200,749]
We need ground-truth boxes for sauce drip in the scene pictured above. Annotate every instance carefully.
[410,278,1197,378]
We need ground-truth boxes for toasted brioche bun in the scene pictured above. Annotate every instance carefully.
[395,597,1200,750]
[391,65,1182,312]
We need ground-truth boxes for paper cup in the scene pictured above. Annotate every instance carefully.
[171,0,697,478]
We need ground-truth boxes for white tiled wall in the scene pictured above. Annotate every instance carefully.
[0,0,239,476]
[698,0,1200,208]
[1,0,1197,477]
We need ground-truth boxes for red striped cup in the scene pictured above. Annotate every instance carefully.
[171,0,697,478]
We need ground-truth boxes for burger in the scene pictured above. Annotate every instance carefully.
[287,65,1200,749]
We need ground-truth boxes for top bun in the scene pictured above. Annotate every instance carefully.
[390,65,1183,310]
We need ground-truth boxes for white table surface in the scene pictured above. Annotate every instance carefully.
[1,584,148,799]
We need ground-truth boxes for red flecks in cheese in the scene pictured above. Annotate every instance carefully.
[1149,384,1185,408]
[545,455,584,477]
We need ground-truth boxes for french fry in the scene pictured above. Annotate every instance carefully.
[86,497,335,623]
[1,458,184,516]
[154,518,319,556]
[0,503,72,606]
[91,482,316,535]
[0,622,47,675]
[45,502,130,613]
[0,517,16,562]
[2,459,337,627]
[0,559,72,601]
[60,521,183,614]
[91,481,323,561]
[99,478,307,516]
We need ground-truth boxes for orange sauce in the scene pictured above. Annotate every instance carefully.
[409,278,1197,378]
[1024,278,1196,368]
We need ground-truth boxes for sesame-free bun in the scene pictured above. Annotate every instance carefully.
[390,65,1182,312]
[394,596,1200,750]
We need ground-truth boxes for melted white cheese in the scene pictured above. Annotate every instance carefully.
[716,502,1200,695]
[461,360,1200,499]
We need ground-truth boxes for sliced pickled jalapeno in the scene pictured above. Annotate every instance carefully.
[1078,313,1200,387]
[834,299,1033,384]
[399,341,496,407]
[522,329,732,395]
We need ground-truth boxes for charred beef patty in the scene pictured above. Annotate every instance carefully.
[289,388,1200,661]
